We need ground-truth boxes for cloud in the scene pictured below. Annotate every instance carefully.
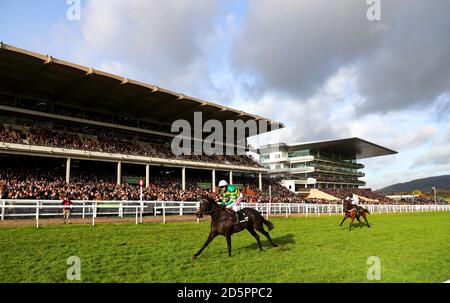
[355,1,450,114]
[230,0,450,115]
[244,67,357,146]
[80,0,234,94]
[415,144,450,167]
[350,116,437,151]
[447,122,450,141]
[231,0,381,99]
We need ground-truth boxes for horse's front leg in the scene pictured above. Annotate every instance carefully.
[339,214,348,226]
[362,213,371,228]
[349,215,355,231]
[193,230,217,260]
[226,233,232,257]
[356,216,362,228]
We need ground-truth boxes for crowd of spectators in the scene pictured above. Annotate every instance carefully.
[0,163,306,203]
[0,123,262,168]
[320,188,395,204]
[0,167,444,205]
[0,168,212,201]
[319,188,443,205]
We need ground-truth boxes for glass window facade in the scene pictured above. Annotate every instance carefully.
[290,162,309,168]
[260,155,270,161]
[288,150,310,158]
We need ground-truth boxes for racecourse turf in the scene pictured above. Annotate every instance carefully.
[0,212,449,282]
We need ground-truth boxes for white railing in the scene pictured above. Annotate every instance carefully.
[0,200,449,228]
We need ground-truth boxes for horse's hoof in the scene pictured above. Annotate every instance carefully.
[192,255,197,260]
[272,244,278,247]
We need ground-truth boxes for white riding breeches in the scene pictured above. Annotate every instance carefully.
[226,203,239,212]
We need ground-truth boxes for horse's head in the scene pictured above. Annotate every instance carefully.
[196,197,215,218]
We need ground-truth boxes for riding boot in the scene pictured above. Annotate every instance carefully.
[234,212,240,226]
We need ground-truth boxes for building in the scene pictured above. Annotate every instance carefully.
[258,138,397,193]
[0,42,284,192]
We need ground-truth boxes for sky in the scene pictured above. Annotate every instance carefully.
[1,0,449,189]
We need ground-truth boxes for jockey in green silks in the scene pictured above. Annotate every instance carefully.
[217,180,246,225]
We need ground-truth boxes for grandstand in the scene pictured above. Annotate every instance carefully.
[258,138,397,192]
[0,42,286,201]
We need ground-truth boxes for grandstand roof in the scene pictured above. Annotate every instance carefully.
[258,137,398,159]
[0,42,284,133]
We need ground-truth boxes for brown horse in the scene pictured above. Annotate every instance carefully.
[340,200,371,230]
[192,197,277,259]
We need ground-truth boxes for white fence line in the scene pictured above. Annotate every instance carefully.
[0,199,449,228]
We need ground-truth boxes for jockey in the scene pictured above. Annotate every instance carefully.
[217,180,245,224]
[346,194,361,215]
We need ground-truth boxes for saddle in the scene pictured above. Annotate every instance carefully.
[223,207,248,225]
[347,206,362,216]
[236,209,248,223]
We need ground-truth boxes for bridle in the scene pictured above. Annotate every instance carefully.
[197,198,226,216]
[196,199,213,216]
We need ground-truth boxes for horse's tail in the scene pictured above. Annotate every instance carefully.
[263,218,274,231]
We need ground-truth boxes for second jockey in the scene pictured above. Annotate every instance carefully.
[346,193,361,216]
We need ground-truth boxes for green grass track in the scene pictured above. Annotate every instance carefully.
[0,212,449,282]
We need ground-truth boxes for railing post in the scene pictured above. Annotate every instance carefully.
[180,201,183,216]
[92,201,97,227]
[135,206,138,225]
[1,200,5,221]
[140,201,144,224]
[163,202,166,224]
[196,202,200,223]
[36,203,39,229]
[305,204,308,218]
[120,201,123,218]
